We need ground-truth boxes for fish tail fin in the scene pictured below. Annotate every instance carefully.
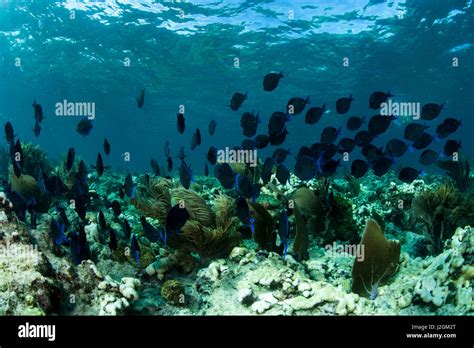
[305,95,311,104]
[279,71,284,78]
[386,91,394,98]
[349,94,353,101]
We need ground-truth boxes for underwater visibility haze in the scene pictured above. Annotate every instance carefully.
[0,0,473,318]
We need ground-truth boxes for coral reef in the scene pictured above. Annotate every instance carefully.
[411,183,474,254]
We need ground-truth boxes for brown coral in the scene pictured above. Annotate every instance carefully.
[351,219,400,298]
[412,183,473,254]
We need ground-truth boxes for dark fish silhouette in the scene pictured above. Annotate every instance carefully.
[167,156,173,172]
[275,163,290,185]
[207,146,217,165]
[305,104,326,125]
[33,120,42,137]
[346,116,365,131]
[235,174,258,200]
[191,128,201,150]
[398,167,423,183]
[287,96,310,115]
[263,71,283,92]
[362,144,385,162]
[76,117,93,136]
[336,94,353,114]
[122,219,132,239]
[50,219,68,246]
[236,197,254,233]
[443,139,461,156]
[70,225,91,265]
[98,210,107,230]
[369,91,392,109]
[354,130,374,147]
[261,157,274,185]
[385,138,409,157]
[111,200,122,217]
[296,146,313,159]
[295,156,317,181]
[254,134,269,149]
[337,138,356,154]
[268,112,289,135]
[140,216,162,243]
[204,163,209,176]
[320,158,340,177]
[130,234,141,266]
[214,163,235,189]
[32,100,45,123]
[230,92,247,111]
[320,126,341,144]
[368,115,396,136]
[371,157,393,177]
[92,153,107,177]
[435,118,462,139]
[412,132,433,150]
[269,128,289,146]
[4,122,14,144]
[404,123,429,141]
[321,144,338,160]
[108,227,118,251]
[124,173,136,198]
[177,113,186,134]
[419,149,440,166]
[208,120,217,135]
[241,139,255,150]
[65,147,75,172]
[103,138,110,155]
[272,148,291,164]
[421,103,443,120]
[179,160,193,189]
[351,159,368,178]
[136,89,145,108]
[166,204,190,235]
[240,112,260,137]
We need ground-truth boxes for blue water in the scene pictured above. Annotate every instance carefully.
[1,0,473,175]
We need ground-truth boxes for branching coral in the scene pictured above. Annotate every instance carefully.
[352,219,401,298]
[19,142,52,177]
[411,183,474,255]
[132,177,172,220]
[344,171,361,197]
[436,153,471,193]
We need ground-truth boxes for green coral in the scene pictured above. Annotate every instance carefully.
[412,183,474,255]
[19,142,52,177]
[161,280,185,306]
